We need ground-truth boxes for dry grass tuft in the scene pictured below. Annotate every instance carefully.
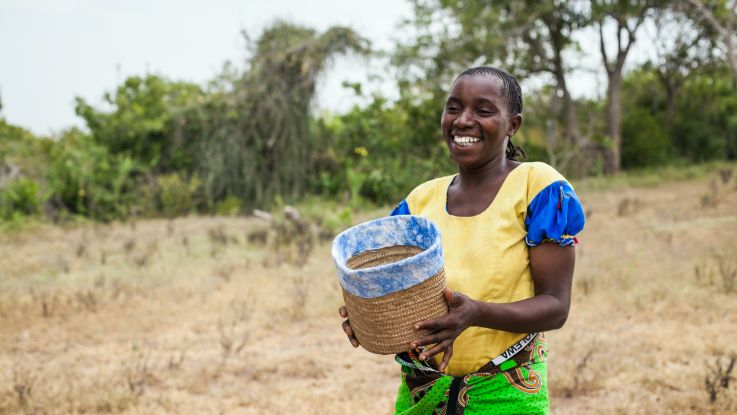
[124,348,151,397]
[704,353,736,404]
[216,300,250,366]
[558,348,597,399]
[695,251,737,294]
[616,196,641,216]
[12,364,36,410]
[288,274,310,321]
[701,169,736,207]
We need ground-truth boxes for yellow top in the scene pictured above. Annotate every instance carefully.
[404,161,569,376]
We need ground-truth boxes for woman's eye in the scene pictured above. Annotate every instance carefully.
[445,106,460,113]
[477,109,493,116]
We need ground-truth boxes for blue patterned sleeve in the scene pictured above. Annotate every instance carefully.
[389,199,411,216]
[525,181,585,247]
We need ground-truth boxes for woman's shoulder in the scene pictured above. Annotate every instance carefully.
[405,174,455,212]
[410,174,454,194]
[519,161,569,202]
[522,161,567,182]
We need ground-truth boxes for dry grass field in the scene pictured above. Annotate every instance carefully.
[2,165,737,414]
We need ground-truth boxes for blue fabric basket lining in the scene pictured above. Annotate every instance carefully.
[332,215,444,299]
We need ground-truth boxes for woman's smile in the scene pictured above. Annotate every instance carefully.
[441,75,518,168]
[452,135,483,147]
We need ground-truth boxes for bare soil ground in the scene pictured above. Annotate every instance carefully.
[2,168,737,414]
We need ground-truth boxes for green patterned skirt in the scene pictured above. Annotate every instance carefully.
[393,334,548,415]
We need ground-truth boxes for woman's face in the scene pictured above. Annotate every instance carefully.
[441,75,521,170]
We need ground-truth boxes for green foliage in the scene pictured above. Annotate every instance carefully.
[215,196,242,216]
[621,69,670,168]
[0,117,55,181]
[622,112,670,168]
[75,75,204,172]
[0,177,44,220]
[157,173,202,218]
[0,118,54,223]
[46,129,138,221]
[310,95,454,205]
[189,22,369,208]
[672,65,737,161]
[618,64,737,167]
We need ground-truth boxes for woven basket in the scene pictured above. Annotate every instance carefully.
[332,216,448,354]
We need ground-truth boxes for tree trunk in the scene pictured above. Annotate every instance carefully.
[604,72,622,174]
[556,71,588,176]
[664,81,679,129]
[553,69,583,143]
[726,34,737,88]
[548,18,586,176]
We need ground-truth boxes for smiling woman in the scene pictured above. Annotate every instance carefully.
[339,66,585,415]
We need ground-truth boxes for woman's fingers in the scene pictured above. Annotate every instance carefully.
[414,318,438,331]
[349,336,359,348]
[342,319,353,336]
[342,319,359,347]
[438,343,454,373]
[414,315,454,332]
[339,306,359,347]
[410,329,453,348]
[418,339,453,361]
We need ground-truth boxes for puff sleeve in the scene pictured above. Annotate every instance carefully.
[525,181,585,247]
[389,199,411,216]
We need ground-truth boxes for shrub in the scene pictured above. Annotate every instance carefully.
[216,196,242,216]
[621,112,670,168]
[0,177,44,220]
[47,130,138,221]
[158,173,201,218]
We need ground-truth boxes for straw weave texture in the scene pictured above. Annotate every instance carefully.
[342,245,448,354]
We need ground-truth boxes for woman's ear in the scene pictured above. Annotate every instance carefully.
[507,114,523,137]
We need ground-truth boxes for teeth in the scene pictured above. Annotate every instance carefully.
[453,136,481,145]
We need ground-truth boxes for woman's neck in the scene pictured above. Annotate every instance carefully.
[457,154,515,189]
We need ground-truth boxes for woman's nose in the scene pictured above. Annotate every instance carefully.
[453,108,474,128]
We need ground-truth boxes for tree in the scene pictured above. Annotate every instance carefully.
[75,75,204,173]
[685,0,737,87]
[592,0,661,174]
[193,22,369,207]
[395,0,592,174]
[650,7,713,128]
[512,1,591,174]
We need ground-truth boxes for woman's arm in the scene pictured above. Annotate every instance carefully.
[411,243,576,372]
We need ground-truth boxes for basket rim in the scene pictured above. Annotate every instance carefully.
[331,215,443,298]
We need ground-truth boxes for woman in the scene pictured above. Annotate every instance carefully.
[340,66,585,414]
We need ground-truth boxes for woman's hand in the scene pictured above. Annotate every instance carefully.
[410,288,478,373]
[339,305,360,348]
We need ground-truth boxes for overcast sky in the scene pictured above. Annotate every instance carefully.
[0,0,413,135]
[0,1,655,136]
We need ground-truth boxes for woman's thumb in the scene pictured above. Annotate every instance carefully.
[443,287,454,304]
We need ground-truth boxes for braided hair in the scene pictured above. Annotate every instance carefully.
[454,66,526,161]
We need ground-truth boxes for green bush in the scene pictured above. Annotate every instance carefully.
[47,129,138,221]
[0,177,44,220]
[157,173,201,218]
[672,67,737,162]
[216,195,242,216]
[622,112,670,168]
